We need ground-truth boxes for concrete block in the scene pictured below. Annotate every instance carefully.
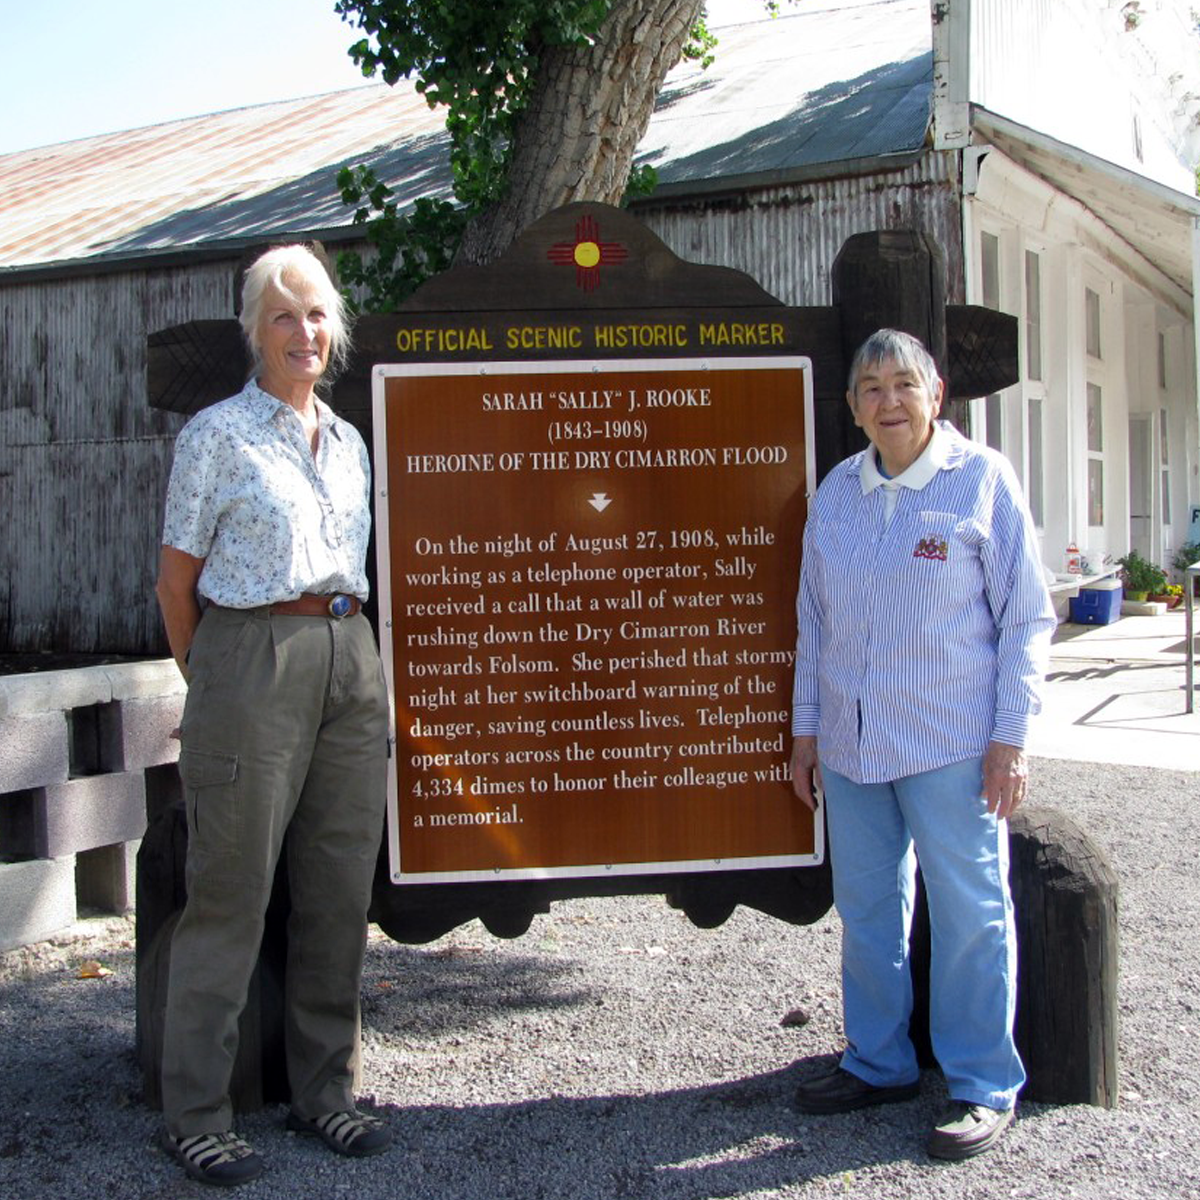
[77,839,141,913]
[0,667,114,719]
[99,695,184,772]
[1120,599,1167,617]
[35,773,147,859]
[104,661,187,703]
[0,856,76,951]
[0,711,70,791]
[0,660,184,719]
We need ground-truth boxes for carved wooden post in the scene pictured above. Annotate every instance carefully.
[1009,808,1120,1106]
[907,808,1120,1107]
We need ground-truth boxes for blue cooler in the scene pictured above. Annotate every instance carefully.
[1069,579,1123,625]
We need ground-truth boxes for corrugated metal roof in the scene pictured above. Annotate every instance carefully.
[0,86,451,268]
[643,0,931,185]
[0,0,932,271]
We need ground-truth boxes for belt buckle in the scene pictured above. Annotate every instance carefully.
[327,594,354,619]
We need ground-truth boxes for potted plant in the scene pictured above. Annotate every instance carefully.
[1171,542,1200,597]
[1156,583,1184,610]
[1118,550,1168,602]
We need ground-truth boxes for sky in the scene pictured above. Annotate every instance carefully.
[1,0,767,156]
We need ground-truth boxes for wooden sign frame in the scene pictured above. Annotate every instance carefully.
[373,355,818,884]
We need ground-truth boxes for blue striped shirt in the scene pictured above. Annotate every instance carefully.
[791,423,1055,784]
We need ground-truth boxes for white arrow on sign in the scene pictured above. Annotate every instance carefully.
[588,493,612,512]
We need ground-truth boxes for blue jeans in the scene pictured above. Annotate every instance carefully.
[822,757,1024,1109]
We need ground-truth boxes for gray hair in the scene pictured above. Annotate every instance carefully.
[239,244,351,387]
[847,328,941,397]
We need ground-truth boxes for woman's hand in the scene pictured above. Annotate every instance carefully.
[789,736,821,812]
[982,740,1028,819]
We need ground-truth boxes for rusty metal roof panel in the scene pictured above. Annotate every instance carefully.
[0,0,934,271]
[0,86,451,268]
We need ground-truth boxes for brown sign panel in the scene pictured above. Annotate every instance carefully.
[373,357,818,883]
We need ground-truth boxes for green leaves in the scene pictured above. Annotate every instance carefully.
[335,165,466,312]
[682,10,717,68]
[622,162,659,204]
[335,0,616,212]
[332,0,623,308]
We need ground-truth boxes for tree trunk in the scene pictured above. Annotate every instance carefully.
[456,0,705,266]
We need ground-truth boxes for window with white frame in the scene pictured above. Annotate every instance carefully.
[1024,250,1043,382]
[984,394,1004,452]
[981,231,1003,450]
[1023,249,1045,526]
[1158,334,1170,524]
[981,233,1000,309]
[1085,288,1102,359]
[1028,397,1045,526]
[1087,382,1104,526]
[1160,407,1171,525]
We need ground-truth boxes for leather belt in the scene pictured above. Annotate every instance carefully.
[269,593,361,619]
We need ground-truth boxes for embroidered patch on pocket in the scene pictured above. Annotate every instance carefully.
[913,536,949,561]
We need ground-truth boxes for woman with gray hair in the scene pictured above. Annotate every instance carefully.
[155,243,391,1186]
[789,329,1055,1161]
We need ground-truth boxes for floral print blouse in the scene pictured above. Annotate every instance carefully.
[162,381,372,607]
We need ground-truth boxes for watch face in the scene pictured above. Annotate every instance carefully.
[329,594,353,618]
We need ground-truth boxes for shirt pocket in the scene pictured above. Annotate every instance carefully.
[902,510,983,597]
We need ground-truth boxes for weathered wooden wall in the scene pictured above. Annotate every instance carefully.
[0,263,237,653]
[0,152,964,655]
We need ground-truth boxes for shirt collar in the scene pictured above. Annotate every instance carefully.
[859,422,952,496]
[247,381,343,439]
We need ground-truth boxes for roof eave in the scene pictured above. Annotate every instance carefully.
[972,105,1200,219]
[0,224,368,285]
[633,148,929,206]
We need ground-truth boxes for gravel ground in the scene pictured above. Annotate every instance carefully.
[2,757,1198,1200]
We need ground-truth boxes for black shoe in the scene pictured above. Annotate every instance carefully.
[286,1109,392,1158]
[927,1101,1013,1160]
[161,1128,263,1187]
[794,1066,920,1114]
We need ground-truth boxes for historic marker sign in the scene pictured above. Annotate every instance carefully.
[374,356,817,884]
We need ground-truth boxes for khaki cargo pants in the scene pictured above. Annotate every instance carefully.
[162,605,389,1137]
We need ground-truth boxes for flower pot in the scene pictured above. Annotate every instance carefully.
[1126,590,1149,603]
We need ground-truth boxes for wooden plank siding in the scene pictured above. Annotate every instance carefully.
[1,264,235,653]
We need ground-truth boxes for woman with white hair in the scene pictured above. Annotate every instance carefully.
[789,329,1055,1161]
[155,244,390,1186]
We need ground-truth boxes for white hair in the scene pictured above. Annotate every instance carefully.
[239,244,351,385]
[847,328,941,397]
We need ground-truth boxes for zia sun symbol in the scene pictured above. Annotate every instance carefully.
[547,215,628,291]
